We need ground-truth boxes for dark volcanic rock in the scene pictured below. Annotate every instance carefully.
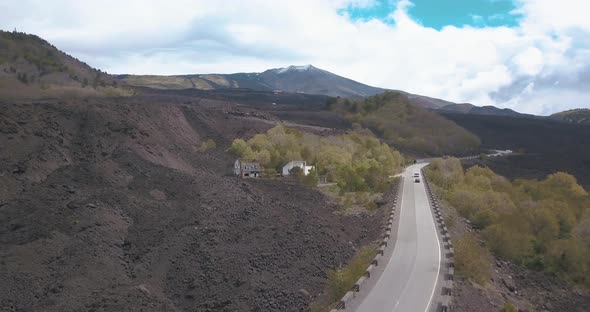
[0,97,386,312]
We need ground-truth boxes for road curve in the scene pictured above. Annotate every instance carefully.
[356,163,441,312]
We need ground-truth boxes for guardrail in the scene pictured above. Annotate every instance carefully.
[330,177,403,312]
[422,169,454,312]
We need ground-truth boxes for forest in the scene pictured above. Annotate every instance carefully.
[328,92,481,156]
[230,125,404,193]
[425,158,590,286]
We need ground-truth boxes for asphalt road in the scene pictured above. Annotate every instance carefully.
[356,163,441,312]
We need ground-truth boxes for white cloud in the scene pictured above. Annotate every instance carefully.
[513,47,544,76]
[1,0,589,115]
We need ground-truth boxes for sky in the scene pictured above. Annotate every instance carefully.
[1,0,590,115]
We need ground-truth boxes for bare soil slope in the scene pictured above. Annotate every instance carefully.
[0,96,386,312]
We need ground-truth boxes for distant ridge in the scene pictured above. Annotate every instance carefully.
[119,64,386,98]
[550,108,590,124]
[434,103,529,117]
[0,30,130,98]
[5,31,584,118]
[119,65,540,117]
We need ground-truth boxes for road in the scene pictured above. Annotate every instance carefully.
[416,149,513,163]
[356,163,441,312]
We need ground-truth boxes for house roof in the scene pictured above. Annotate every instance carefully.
[240,163,261,172]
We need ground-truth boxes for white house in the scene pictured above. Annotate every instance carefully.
[282,160,314,176]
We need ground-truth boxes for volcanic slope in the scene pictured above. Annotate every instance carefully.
[0,96,387,312]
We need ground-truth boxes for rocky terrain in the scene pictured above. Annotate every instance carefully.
[443,112,590,190]
[0,95,390,312]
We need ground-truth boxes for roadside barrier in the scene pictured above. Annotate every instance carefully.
[330,177,403,311]
[332,168,455,311]
[422,168,454,312]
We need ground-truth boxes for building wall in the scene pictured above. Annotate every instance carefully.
[282,161,313,176]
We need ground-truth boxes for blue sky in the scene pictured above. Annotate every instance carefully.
[1,0,590,115]
[342,0,520,29]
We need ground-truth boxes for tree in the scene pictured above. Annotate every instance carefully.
[301,169,318,188]
[483,223,533,262]
[546,239,590,284]
[229,139,253,158]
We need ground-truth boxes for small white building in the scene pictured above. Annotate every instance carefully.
[234,159,262,178]
[282,161,314,176]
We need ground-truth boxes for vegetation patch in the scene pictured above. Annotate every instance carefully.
[196,138,216,152]
[454,234,492,285]
[425,158,590,286]
[230,124,403,194]
[328,92,480,155]
[327,245,377,303]
[498,302,518,312]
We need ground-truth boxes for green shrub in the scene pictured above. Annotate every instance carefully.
[425,158,590,286]
[498,302,517,312]
[482,223,534,262]
[301,169,318,188]
[326,245,377,302]
[197,139,216,152]
[455,234,491,285]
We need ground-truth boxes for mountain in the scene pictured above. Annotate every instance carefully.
[434,103,529,117]
[119,64,387,98]
[0,30,539,119]
[0,31,130,98]
[120,66,537,118]
[550,108,590,124]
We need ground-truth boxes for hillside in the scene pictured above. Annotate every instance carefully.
[329,91,481,156]
[442,112,590,190]
[551,108,590,124]
[435,103,527,117]
[0,31,130,98]
[0,95,391,312]
[405,93,456,109]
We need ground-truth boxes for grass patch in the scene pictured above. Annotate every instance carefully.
[455,234,492,285]
[498,302,518,312]
[326,245,377,302]
[196,139,216,152]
